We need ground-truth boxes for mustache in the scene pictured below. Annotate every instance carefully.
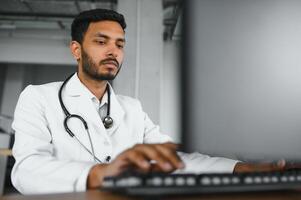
[99,58,119,67]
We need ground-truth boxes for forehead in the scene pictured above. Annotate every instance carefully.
[84,20,125,39]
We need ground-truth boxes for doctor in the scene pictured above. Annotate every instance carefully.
[11,9,287,194]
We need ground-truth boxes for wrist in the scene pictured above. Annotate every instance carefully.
[87,164,109,189]
[233,162,250,173]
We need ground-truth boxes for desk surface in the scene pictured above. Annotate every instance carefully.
[2,190,301,200]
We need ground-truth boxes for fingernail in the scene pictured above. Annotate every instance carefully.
[277,159,286,167]
[142,161,149,168]
[178,162,185,169]
[164,163,172,170]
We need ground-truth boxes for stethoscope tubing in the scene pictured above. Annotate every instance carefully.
[58,74,113,163]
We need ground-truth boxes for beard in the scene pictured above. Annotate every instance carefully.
[81,48,122,81]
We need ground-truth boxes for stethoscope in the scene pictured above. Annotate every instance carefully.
[58,74,113,163]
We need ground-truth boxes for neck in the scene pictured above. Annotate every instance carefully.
[77,71,108,100]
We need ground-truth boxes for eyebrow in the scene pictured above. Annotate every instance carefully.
[93,33,125,43]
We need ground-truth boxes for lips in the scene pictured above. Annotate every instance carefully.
[103,61,118,67]
[100,59,119,68]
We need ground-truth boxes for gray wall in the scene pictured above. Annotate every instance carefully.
[116,0,163,125]
[0,30,74,65]
[187,0,301,160]
[0,64,75,133]
[0,66,6,111]
[161,41,181,142]
[29,65,76,85]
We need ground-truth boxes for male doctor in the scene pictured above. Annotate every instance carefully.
[11,9,286,194]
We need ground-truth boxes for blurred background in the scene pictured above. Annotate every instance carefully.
[183,0,301,163]
[0,0,182,195]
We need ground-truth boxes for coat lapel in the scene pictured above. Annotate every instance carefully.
[63,73,125,138]
[63,74,107,147]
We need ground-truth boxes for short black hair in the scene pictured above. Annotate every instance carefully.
[71,8,126,44]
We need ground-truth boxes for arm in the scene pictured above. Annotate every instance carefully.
[233,160,286,173]
[87,143,184,189]
[11,85,95,194]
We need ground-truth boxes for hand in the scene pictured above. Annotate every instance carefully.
[87,142,184,189]
[233,160,287,173]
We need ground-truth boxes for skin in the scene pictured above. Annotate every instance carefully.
[70,20,125,99]
[70,20,290,189]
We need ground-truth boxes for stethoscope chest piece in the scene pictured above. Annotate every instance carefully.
[103,116,113,129]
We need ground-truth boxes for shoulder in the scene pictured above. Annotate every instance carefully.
[14,82,63,118]
[115,94,143,109]
[19,81,63,103]
[22,81,62,96]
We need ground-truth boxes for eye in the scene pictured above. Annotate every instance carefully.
[96,40,105,45]
[117,43,124,49]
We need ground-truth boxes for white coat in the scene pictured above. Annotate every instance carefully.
[11,73,237,194]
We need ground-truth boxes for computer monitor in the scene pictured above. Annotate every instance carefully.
[182,0,301,162]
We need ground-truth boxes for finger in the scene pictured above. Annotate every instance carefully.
[251,164,277,172]
[285,162,301,170]
[277,159,286,169]
[123,150,151,172]
[134,144,176,172]
[234,161,286,173]
[154,144,184,169]
[162,142,179,151]
[104,158,131,177]
[150,163,164,172]
[254,161,286,172]
[263,160,286,171]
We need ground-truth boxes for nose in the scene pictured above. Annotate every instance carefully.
[106,43,118,58]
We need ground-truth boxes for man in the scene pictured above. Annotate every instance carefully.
[11,9,286,194]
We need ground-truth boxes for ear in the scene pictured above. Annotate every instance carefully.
[70,41,81,61]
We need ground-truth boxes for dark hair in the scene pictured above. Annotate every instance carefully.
[71,8,126,44]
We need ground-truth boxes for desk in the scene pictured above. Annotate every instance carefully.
[2,190,301,200]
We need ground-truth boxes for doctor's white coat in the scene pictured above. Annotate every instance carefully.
[11,74,237,194]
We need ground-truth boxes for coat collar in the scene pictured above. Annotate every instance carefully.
[64,73,93,98]
[63,73,125,135]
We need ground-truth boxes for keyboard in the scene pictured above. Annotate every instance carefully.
[101,170,301,196]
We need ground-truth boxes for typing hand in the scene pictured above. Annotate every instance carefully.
[87,142,184,189]
[233,160,287,173]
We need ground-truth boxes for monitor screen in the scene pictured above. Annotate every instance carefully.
[182,0,301,162]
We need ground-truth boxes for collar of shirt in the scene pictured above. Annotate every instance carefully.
[74,73,108,114]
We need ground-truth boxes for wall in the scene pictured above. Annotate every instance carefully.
[0,66,6,111]
[116,0,163,125]
[0,29,74,65]
[186,0,301,160]
[161,41,181,142]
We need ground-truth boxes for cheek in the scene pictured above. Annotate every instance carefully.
[88,56,100,65]
[118,52,124,63]
[88,52,104,63]
[89,47,106,58]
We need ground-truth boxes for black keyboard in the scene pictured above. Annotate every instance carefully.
[101,170,301,196]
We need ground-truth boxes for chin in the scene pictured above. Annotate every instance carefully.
[95,73,117,81]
